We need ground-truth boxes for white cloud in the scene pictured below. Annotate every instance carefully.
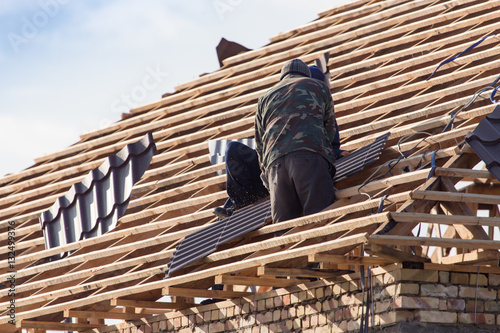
[65,0,204,51]
[0,1,38,15]
[0,0,351,177]
[0,114,80,176]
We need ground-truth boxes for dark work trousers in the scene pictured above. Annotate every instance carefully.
[225,141,269,208]
[266,150,335,224]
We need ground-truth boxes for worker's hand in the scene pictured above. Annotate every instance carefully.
[340,151,350,157]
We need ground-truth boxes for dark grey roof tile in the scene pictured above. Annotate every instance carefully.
[39,132,156,258]
[466,105,500,182]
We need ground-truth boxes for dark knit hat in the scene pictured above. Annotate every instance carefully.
[280,59,311,80]
[308,65,325,82]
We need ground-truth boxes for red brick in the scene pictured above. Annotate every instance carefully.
[273,309,281,321]
[265,297,273,309]
[399,269,439,282]
[377,311,414,326]
[373,273,384,287]
[439,299,447,311]
[489,274,500,286]
[249,300,258,312]
[234,304,242,316]
[469,274,488,286]
[384,272,396,284]
[394,295,439,309]
[227,306,235,317]
[293,317,301,330]
[211,309,219,321]
[257,299,266,311]
[465,300,484,312]
[375,299,391,313]
[332,320,348,332]
[342,307,351,319]
[225,318,239,331]
[209,322,226,333]
[334,308,342,321]
[347,319,360,331]
[310,314,319,326]
[315,325,331,333]
[302,315,311,328]
[297,305,305,317]
[291,292,300,304]
[485,301,500,312]
[305,302,321,315]
[241,314,256,327]
[173,316,181,328]
[282,294,291,306]
[283,320,294,331]
[450,272,469,285]
[447,299,466,311]
[348,305,359,320]
[373,312,380,326]
[194,312,204,324]
[458,313,495,325]
[138,325,152,333]
[340,293,362,306]
[168,318,176,330]
[195,325,209,333]
[349,280,360,292]
[459,286,496,300]
[332,284,340,296]
[322,299,331,311]
[415,310,457,323]
[439,271,450,284]
[421,284,458,297]
[380,284,396,299]
[315,287,324,299]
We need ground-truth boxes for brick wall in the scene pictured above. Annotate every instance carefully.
[89,266,500,333]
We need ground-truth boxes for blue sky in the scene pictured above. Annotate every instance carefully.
[0,0,349,176]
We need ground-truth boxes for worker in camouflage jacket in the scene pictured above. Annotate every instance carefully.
[255,58,337,224]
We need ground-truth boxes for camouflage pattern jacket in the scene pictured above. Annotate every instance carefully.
[255,74,337,173]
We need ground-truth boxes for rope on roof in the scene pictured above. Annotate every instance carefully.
[442,74,500,132]
[426,34,496,81]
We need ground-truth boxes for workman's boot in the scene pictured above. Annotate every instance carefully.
[213,206,234,219]
[212,198,235,219]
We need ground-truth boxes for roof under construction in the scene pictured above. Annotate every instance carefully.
[2,0,500,331]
